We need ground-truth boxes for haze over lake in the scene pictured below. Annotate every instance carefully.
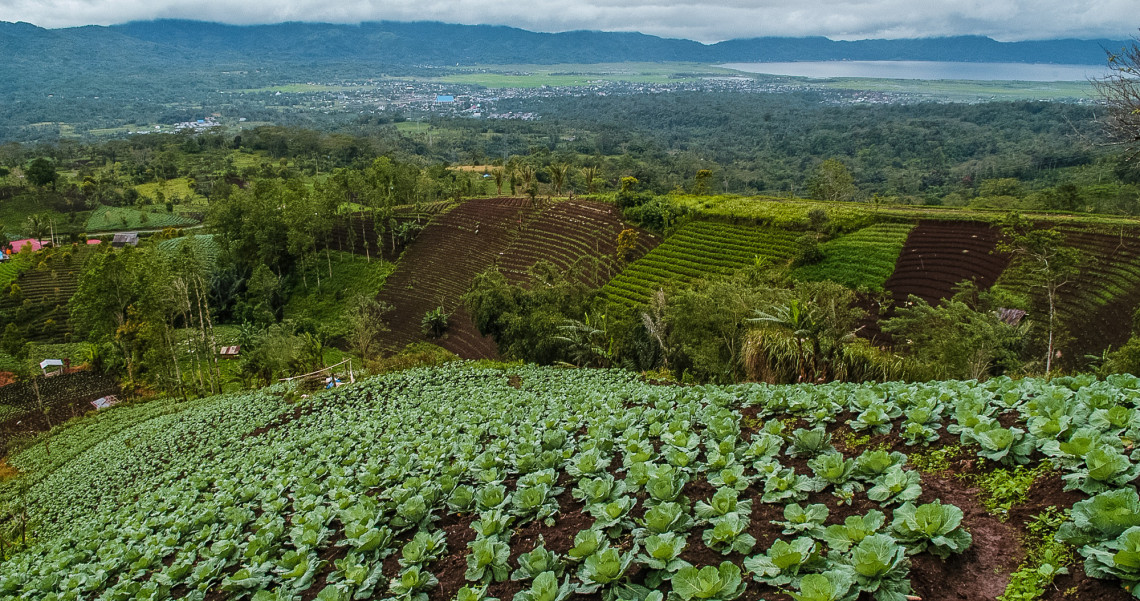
[720,61,1109,81]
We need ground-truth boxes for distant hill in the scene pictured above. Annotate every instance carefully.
[0,19,1127,70]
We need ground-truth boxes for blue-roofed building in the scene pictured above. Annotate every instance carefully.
[435,95,455,103]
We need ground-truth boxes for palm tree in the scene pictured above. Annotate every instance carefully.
[548,163,570,197]
[491,167,506,196]
[519,165,535,191]
[582,165,599,194]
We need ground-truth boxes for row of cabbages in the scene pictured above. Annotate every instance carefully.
[0,367,1137,600]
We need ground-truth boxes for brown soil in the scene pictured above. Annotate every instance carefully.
[374,197,658,360]
[868,220,1010,343]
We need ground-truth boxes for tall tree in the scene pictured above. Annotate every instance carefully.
[582,165,599,194]
[808,158,857,203]
[997,213,1082,374]
[24,158,57,189]
[1093,34,1140,163]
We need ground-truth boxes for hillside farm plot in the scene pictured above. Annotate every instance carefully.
[792,223,914,291]
[376,197,539,358]
[882,220,1009,306]
[603,221,799,307]
[998,225,1140,363]
[497,199,658,287]
[376,198,652,359]
[0,371,118,447]
[0,245,94,343]
[1,366,1137,601]
[156,234,220,266]
[84,205,199,232]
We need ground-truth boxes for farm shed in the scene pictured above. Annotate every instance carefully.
[111,232,139,248]
[39,359,64,377]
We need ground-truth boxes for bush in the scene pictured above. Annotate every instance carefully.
[792,234,824,267]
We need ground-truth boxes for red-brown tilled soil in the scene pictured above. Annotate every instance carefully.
[374,197,657,359]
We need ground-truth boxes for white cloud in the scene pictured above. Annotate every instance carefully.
[0,0,1133,42]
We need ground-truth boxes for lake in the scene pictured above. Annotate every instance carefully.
[719,61,1108,82]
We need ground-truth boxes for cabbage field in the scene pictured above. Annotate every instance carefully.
[0,365,1138,601]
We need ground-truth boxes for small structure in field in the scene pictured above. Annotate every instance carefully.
[218,345,241,358]
[997,308,1027,326]
[91,395,120,410]
[111,232,139,248]
[39,359,64,377]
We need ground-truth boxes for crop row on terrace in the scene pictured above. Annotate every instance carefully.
[792,223,915,292]
[2,364,1137,601]
[996,224,1140,361]
[84,205,200,232]
[497,200,657,288]
[0,246,94,343]
[375,197,538,358]
[602,222,799,307]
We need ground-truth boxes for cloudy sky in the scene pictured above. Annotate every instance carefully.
[0,0,1134,42]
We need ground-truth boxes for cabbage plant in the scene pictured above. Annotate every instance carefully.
[889,501,972,559]
[1061,444,1140,495]
[465,538,511,584]
[702,513,756,555]
[790,570,859,601]
[866,466,922,506]
[742,537,822,587]
[669,562,746,601]
[695,488,752,522]
[822,511,885,553]
[843,535,910,601]
[634,501,694,540]
[575,545,638,597]
[387,565,439,601]
[513,571,573,601]
[512,536,563,581]
[774,503,830,538]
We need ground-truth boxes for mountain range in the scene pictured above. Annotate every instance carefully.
[0,19,1128,69]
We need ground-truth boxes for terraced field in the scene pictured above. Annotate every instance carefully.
[792,223,915,292]
[0,246,93,343]
[498,200,657,287]
[84,205,199,232]
[999,224,1140,362]
[602,221,799,307]
[3,365,1137,601]
[157,234,220,267]
[883,220,1010,307]
[376,197,537,358]
[328,202,457,261]
[376,198,655,359]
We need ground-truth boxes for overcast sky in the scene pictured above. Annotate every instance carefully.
[0,0,1134,43]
